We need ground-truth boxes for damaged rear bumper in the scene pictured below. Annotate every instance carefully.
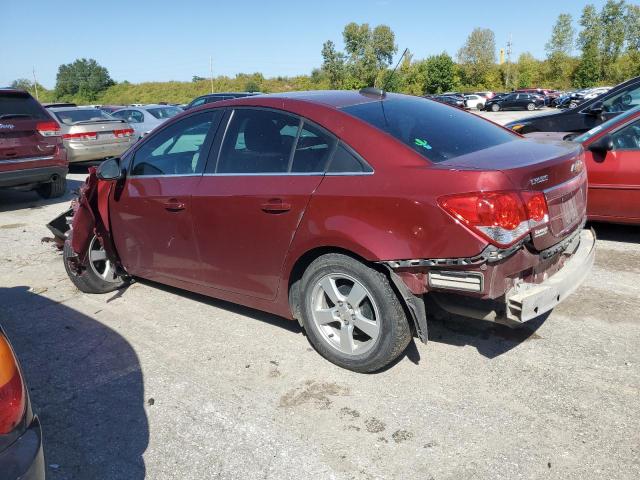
[384,227,596,326]
[504,228,595,322]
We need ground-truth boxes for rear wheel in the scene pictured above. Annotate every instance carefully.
[477,103,484,110]
[63,233,127,294]
[526,102,535,111]
[300,254,412,373]
[491,103,500,112]
[36,176,66,199]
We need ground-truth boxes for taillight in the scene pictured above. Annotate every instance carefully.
[113,128,134,138]
[0,335,25,434]
[63,131,98,141]
[438,190,549,247]
[36,121,61,137]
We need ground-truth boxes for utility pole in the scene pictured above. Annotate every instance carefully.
[32,67,39,101]
[209,56,214,93]
[504,34,513,91]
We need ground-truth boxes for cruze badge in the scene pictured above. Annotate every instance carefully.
[0,123,15,129]
[570,159,584,174]
[530,174,549,186]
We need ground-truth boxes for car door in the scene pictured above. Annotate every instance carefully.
[109,110,223,283]
[585,117,640,223]
[502,94,516,109]
[191,107,335,300]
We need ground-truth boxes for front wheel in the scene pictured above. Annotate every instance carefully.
[526,102,535,111]
[491,103,500,112]
[300,254,412,373]
[64,233,127,294]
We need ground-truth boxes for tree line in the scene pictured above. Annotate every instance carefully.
[11,1,640,104]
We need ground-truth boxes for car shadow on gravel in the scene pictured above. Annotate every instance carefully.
[427,313,550,359]
[0,179,83,213]
[0,286,148,480]
[589,222,639,244]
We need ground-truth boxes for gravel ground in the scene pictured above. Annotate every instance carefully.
[0,109,638,480]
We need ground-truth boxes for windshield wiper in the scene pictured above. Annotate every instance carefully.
[0,113,33,119]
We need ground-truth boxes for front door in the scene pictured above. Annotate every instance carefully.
[586,118,640,223]
[191,108,336,300]
[110,111,222,283]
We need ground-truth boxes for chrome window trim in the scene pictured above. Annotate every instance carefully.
[0,155,55,164]
[127,173,203,179]
[202,172,324,177]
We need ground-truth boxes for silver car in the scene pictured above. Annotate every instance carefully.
[49,107,136,163]
[110,105,182,138]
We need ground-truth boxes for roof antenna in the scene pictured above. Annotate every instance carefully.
[383,48,409,93]
[360,48,408,98]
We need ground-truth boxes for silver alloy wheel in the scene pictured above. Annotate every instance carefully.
[310,274,380,355]
[88,236,119,283]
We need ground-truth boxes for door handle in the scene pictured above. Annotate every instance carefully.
[261,200,291,213]
[164,199,186,211]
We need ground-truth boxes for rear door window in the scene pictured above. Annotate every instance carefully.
[0,92,50,120]
[215,109,300,174]
[290,122,336,173]
[342,96,516,163]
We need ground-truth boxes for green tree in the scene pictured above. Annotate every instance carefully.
[625,4,640,51]
[55,58,114,101]
[574,5,602,87]
[321,40,346,88]
[516,53,540,88]
[192,75,205,82]
[457,28,496,87]
[424,53,458,93]
[600,0,627,78]
[545,13,575,83]
[322,23,397,90]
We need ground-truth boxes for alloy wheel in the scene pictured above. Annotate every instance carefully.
[88,236,119,283]
[310,274,380,356]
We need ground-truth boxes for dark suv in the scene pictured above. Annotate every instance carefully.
[0,89,68,198]
[507,75,640,136]
[184,92,260,110]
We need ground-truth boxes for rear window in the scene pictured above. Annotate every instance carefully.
[53,109,115,125]
[0,92,50,120]
[147,106,182,119]
[341,96,517,163]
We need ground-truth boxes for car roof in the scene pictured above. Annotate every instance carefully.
[48,106,101,112]
[241,90,393,109]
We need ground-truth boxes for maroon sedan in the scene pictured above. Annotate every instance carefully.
[59,90,595,372]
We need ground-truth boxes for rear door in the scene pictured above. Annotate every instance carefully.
[0,91,61,171]
[191,107,335,300]
[585,118,640,223]
[109,110,222,283]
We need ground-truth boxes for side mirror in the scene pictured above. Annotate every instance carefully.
[588,101,604,115]
[588,134,613,157]
[96,157,122,181]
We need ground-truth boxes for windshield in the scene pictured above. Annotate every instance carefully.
[341,96,517,163]
[574,106,640,143]
[0,92,50,120]
[53,108,116,125]
[146,106,182,119]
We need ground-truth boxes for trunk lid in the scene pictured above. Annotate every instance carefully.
[438,138,587,250]
[64,120,132,146]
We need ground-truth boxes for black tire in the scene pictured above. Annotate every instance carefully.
[299,253,412,373]
[491,103,500,112]
[526,102,535,111]
[36,176,66,199]
[477,103,484,110]
[63,232,126,294]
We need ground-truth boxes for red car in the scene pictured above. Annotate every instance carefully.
[57,90,595,372]
[0,89,68,198]
[576,106,640,224]
[526,106,640,224]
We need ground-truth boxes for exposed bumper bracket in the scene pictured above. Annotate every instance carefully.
[384,267,428,343]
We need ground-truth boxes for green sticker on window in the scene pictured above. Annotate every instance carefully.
[414,138,432,150]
